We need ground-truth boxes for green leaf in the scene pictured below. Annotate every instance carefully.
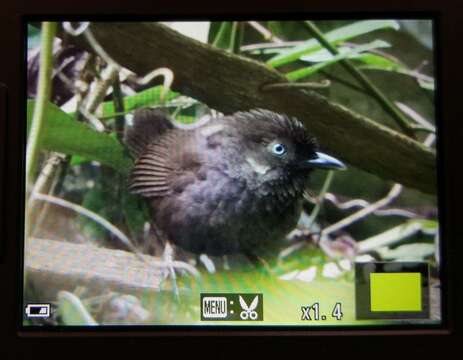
[70,154,90,166]
[299,45,354,62]
[267,21,284,39]
[377,243,435,261]
[100,85,180,119]
[357,219,434,254]
[28,24,41,49]
[353,53,402,70]
[208,22,233,49]
[300,45,402,71]
[57,291,97,325]
[267,20,400,68]
[27,100,133,175]
[417,77,435,91]
[418,219,439,236]
[287,40,390,81]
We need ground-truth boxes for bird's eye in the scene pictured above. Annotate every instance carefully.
[271,143,287,156]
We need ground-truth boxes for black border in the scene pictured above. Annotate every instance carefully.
[0,83,6,263]
[1,1,462,356]
[17,14,448,336]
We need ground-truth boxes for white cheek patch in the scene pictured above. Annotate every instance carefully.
[200,124,224,137]
[246,156,271,175]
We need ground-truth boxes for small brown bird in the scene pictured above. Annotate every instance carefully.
[125,109,345,258]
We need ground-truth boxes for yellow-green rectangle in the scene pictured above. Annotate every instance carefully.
[370,273,422,312]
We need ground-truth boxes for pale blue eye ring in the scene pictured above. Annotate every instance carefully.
[272,143,286,156]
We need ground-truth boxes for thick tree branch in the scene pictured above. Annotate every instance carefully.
[66,22,436,194]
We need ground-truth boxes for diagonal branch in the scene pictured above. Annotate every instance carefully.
[61,22,436,194]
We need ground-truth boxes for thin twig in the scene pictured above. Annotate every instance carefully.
[343,41,405,67]
[83,27,123,71]
[199,254,216,274]
[363,66,435,84]
[212,22,228,48]
[373,208,417,217]
[241,41,304,52]
[57,291,98,325]
[62,22,90,37]
[78,106,106,132]
[247,21,283,43]
[112,74,125,141]
[32,192,144,261]
[28,153,66,234]
[262,79,331,91]
[321,184,403,237]
[395,102,436,133]
[303,21,416,138]
[84,64,118,115]
[162,241,180,300]
[130,67,174,103]
[278,241,308,260]
[411,126,436,134]
[228,22,241,54]
[322,193,417,218]
[307,170,335,229]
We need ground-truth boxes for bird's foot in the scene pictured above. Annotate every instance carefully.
[245,252,274,277]
[161,241,180,301]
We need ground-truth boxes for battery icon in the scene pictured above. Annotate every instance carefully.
[25,304,51,318]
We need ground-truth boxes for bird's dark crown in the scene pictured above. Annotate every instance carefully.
[232,109,317,149]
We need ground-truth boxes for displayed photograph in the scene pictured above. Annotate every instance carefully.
[24,19,439,326]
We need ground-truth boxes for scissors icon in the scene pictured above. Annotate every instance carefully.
[239,295,259,320]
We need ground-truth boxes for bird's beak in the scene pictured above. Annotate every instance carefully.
[304,152,346,170]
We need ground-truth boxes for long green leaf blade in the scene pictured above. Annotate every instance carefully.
[357,219,437,254]
[286,40,390,81]
[267,20,399,68]
[100,85,180,118]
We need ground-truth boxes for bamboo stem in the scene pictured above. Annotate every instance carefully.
[26,22,57,195]
[25,22,57,242]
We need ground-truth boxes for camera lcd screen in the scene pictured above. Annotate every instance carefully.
[22,19,442,329]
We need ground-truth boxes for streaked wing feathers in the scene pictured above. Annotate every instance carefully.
[129,132,177,197]
[124,108,173,157]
